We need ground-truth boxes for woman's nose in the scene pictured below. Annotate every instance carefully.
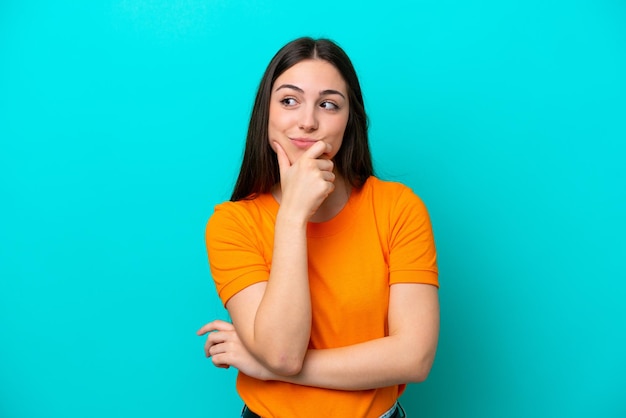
[298,106,318,131]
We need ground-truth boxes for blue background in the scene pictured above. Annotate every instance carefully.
[1,0,625,417]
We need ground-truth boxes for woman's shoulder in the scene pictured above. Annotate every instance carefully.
[358,177,430,223]
[210,198,251,220]
[213,193,273,213]
[208,194,276,230]
[363,176,424,204]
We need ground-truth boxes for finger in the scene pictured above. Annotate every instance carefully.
[205,335,220,357]
[205,330,229,357]
[303,140,332,160]
[208,336,235,358]
[273,141,291,179]
[196,320,234,336]
[316,158,334,173]
[204,336,216,357]
[204,341,221,358]
[211,353,231,369]
[321,170,336,182]
[197,321,217,336]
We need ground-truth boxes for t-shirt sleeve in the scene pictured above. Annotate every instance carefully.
[205,202,270,306]
[388,185,439,287]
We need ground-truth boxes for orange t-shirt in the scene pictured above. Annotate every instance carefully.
[206,176,438,418]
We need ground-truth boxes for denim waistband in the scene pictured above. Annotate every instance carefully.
[380,402,399,418]
[241,401,405,418]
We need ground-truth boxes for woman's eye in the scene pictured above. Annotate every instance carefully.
[280,98,297,106]
[320,101,339,111]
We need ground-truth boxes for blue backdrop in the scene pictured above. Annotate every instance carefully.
[1,1,625,417]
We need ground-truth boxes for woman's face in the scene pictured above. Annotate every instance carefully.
[268,59,349,164]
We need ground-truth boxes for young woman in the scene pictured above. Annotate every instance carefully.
[197,37,439,418]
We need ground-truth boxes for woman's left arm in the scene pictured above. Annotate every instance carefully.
[200,282,439,391]
[284,283,439,390]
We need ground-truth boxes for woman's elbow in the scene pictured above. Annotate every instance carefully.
[406,353,436,383]
[408,363,433,383]
[251,334,308,376]
[265,352,305,376]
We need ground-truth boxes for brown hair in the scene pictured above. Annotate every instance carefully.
[231,37,373,201]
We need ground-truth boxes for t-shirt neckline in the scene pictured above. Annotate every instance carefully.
[258,178,371,238]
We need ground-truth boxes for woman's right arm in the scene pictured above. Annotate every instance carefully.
[214,141,334,376]
[225,213,310,376]
[200,283,439,390]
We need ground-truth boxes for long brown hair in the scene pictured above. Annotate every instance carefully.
[231,37,373,201]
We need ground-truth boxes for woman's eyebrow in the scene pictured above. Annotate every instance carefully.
[320,89,346,100]
[274,84,346,100]
[275,84,304,94]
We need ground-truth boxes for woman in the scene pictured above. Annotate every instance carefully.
[197,37,439,418]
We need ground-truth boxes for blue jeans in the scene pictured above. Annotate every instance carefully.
[241,401,406,418]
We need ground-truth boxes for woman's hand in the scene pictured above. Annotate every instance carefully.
[196,320,274,381]
[274,141,335,222]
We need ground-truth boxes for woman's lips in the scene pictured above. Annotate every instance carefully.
[290,138,317,149]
